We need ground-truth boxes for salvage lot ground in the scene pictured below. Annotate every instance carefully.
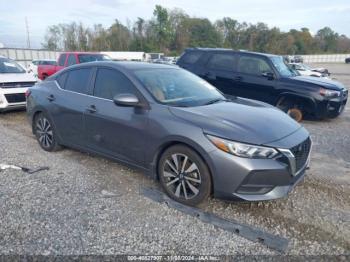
[0,63,349,256]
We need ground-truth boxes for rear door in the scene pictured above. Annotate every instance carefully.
[50,67,93,146]
[198,52,242,97]
[177,51,203,72]
[235,54,278,104]
[84,67,148,166]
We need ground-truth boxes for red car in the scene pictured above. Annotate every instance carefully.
[38,52,111,80]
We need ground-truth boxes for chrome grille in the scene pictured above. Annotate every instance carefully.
[290,137,312,172]
[0,82,36,89]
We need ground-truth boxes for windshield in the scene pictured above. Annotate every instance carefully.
[0,57,26,73]
[78,54,111,63]
[134,68,225,107]
[270,56,297,77]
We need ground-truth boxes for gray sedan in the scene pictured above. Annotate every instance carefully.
[26,61,311,206]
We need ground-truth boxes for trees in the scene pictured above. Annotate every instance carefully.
[42,5,350,55]
[316,27,339,52]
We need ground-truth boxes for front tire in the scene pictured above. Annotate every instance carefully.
[276,98,303,122]
[34,113,61,152]
[158,145,212,206]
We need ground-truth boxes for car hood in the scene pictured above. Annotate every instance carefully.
[299,70,322,77]
[290,75,345,90]
[312,67,325,71]
[169,98,302,146]
[0,73,36,83]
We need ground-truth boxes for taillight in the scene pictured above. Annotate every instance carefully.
[25,89,31,98]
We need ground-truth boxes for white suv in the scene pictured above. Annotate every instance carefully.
[0,56,37,112]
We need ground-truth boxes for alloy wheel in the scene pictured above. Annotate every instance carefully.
[36,117,53,148]
[162,153,202,200]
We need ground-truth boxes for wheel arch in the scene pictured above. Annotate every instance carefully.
[275,92,317,113]
[150,138,215,194]
[31,107,63,144]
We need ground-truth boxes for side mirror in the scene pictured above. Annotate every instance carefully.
[113,93,140,107]
[262,72,275,80]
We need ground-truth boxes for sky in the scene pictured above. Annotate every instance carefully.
[0,0,349,48]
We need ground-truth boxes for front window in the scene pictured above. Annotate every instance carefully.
[78,54,111,63]
[134,68,225,107]
[270,56,297,77]
[237,55,273,76]
[0,57,26,73]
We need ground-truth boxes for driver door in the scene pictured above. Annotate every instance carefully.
[84,67,148,166]
[234,54,278,104]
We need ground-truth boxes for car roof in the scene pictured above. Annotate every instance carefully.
[184,47,280,58]
[56,61,179,75]
[89,61,177,70]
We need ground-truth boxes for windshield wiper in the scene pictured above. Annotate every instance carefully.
[204,98,228,105]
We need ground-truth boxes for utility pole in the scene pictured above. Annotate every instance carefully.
[25,16,31,49]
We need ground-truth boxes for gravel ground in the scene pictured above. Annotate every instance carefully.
[0,63,349,256]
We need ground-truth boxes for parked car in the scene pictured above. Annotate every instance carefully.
[37,52,111,80]
[310,66,330,76]
[293,55,304,63]
[346,57,350,64]
[28,59,57,78]
[289,63,328,78]
[283,55,303,63]
[27,61,312,206]
[0,56,36,112]
[177,48,348,122]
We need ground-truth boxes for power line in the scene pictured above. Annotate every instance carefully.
[25,16,31,49]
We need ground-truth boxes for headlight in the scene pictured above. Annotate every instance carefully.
[206,134,279,159]
[320,88,341,98]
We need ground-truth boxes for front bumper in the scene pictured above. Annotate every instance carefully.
[208,128,311,201]
[0,88,27,111]
[316,90,348,118]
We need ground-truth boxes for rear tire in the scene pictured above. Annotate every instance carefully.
[34,113,61,152]
[158,145,211,206]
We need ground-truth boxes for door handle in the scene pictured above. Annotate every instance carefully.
[233,76,243,81]
[47,94,55,101]
[86,105,97,113]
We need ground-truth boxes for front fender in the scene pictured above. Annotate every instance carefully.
[275,92,317,111]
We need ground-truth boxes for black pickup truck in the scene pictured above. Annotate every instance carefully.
[177,48,348,121]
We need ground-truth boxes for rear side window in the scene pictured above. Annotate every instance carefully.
[64,68,91,94]
[207,53,236,71]
[58,54,67,66]
[93,68,136,100]
[180,52,202,64]
[57,72,67,88]
[238,56,273,76]
[67,55,77,66]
